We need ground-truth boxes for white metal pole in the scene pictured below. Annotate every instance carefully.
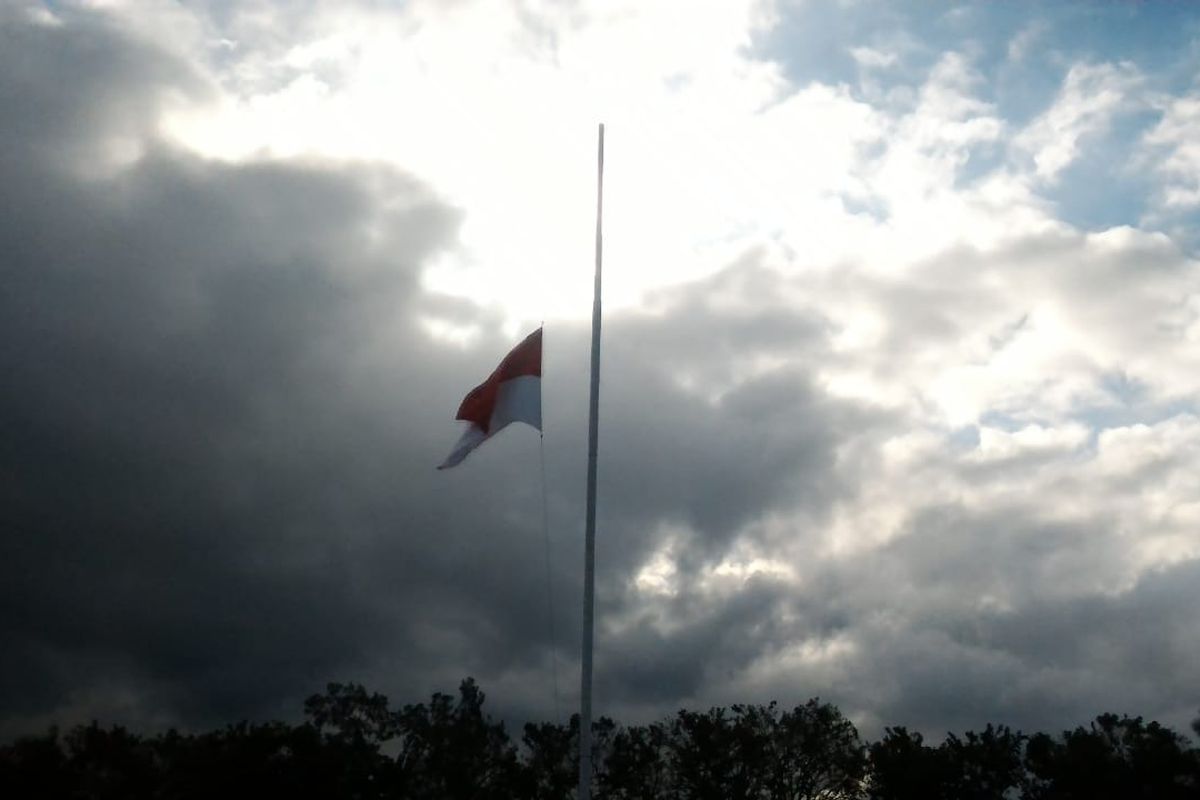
[579,122,604,800]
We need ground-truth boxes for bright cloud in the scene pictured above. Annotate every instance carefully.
[1143,92,1200,209]
[1013,61,1143,182]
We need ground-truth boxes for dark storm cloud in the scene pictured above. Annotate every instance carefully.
[756,500,1200,739]
[0,5,464,734]
[869,555,1200,738]
[0,4,882,737]
[0,7,206,161]
[977,558,1200,721]
[597,577,794,706]
[593,260,878,562]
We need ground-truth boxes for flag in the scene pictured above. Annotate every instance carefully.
[438,327,542,469]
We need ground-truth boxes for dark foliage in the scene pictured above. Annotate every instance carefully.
[2,680,1198,799]
[868,724,1024,800]
[1022,713,1200,799]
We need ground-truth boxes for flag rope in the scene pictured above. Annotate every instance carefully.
[539,425,562,723]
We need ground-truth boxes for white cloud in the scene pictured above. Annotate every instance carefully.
[1007,21,1045,62]
[1013,61,1143,182]
[972,422,1090,462]
[1142,92,1200,210]
[849,45,897,69]
[154,0,796,324]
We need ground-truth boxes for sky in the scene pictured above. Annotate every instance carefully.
[2,0,1200,743]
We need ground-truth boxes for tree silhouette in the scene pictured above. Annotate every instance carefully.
[664,699,866,800]
[598,720,671,799]
[868,726,945,800]
[1023,713,1200,799]
[521,718,576,799]
[939,725,1024,800]
[305,682,396,745]
[4,680,1200,798]
[393,677,524,798]
[0,726,71,798]
[768,698,868,799]
[668,705,769,799]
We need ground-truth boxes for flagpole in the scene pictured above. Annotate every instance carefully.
[579,122,603,800]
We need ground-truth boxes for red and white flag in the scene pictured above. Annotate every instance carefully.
[438,328,543,469]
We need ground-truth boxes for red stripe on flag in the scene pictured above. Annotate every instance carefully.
[454,328,542,434]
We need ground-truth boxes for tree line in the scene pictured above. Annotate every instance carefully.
[3,678,1198,798]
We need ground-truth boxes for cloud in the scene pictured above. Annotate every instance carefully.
[1006,21,1046,63]
[1013,61,1143,182]
[0,3,467,734]
[1142,92,1200,210]
[849,46,898,69]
